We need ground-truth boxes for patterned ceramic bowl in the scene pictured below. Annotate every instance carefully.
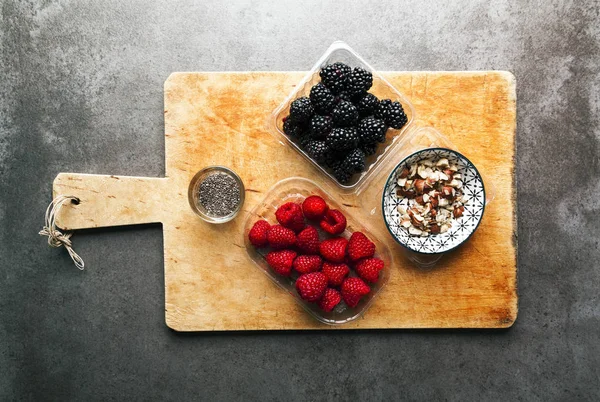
[382,148,486,254]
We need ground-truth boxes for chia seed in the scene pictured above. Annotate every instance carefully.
[198,172,241,217]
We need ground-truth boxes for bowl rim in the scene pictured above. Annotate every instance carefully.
[381,147,486,255]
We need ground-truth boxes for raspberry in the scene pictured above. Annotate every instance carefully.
[346,231,375,261]
[302,196,328,221]
[321,262,350,286]
[267,225,296,249]
[319,209,347,235]
[295,272,328,302]
[341,277,371,308]
[266,250,297,276]
[248,220,271,247]
[318,288,342,312]
[296,226,320,255]
[293,255,323,274]
[355,258,384,283]
[319,237,348,263]
[275,202,305,233]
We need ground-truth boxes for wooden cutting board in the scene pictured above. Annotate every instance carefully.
[53,71,517,331]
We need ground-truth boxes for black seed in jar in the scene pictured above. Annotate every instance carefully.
[198,173,240,217]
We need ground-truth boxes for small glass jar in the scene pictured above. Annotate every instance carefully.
[188,166,245,224]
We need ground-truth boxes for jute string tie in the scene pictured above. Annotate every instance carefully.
[39,195,85,270]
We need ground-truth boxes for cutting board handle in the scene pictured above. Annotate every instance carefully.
[53,173,170,230]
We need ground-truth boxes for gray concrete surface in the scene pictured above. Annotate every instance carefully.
[1,0,599,400]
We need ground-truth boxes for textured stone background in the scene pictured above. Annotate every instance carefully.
[1,1,599,400]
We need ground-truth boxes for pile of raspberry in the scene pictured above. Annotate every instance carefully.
[248,195,384,312]
[282,62,408,185]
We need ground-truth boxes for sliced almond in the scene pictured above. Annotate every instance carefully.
[453,173,462,180]
[422,193,430,203]
[440,224,449,233]
[436,158,449,168]
[449,179,462,189]
[397,177,407,187]
[417,165,428,179]
[448,164,458,172]
[401,219,411,228]
[438,197,449,207]
[408,226,422,236]
[421,159,434,167]
[415,195,425,205]
[397,205,407,215]
[409,163,418,177]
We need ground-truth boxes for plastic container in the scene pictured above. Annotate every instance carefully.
[243,177,392,325]
[270,41,415,192]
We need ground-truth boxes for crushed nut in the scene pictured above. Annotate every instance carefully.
[396,156,466,236]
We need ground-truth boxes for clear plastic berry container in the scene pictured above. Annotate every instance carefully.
[243,177,392,325]
[269,41,415,192]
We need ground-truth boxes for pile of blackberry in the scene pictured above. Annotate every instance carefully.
[283,62,408,185]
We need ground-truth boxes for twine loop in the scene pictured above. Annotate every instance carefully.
[39,195,85,270]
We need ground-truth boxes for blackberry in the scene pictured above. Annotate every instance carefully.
[347,67,373,96]
[331,160,353,184]
[283,117,306,139]
[344,149,366,173]
[309,83,335,114]
[319,62,351,94]
[289,96,314,123]
[332,100,359,127]
[361,142,378,156]
[309,114,333,138]
[358,116,387,144]
[298,135,312,149]
[304,140,329,163]
[376,99,408,129]
[356,93,379,116]
[335,90,355,104]
[326,127,359,151]
[323,150,346,169]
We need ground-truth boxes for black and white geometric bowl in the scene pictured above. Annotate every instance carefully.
[382,148,486,254]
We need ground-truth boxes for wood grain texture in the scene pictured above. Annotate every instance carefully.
[54,71,517,330]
